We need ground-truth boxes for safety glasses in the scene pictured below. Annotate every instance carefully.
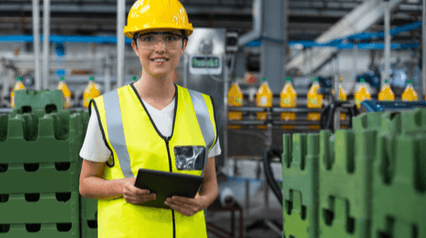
[135,32,185,50]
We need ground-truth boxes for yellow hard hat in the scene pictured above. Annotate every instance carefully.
[123,0,193,39]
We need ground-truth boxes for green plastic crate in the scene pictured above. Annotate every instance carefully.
[14,89,63,112]
[79,111,95,238]
[81,197,97,238]
[319,129,376,238]
[400,108,426,134]
[352,111,384,131]
[81,219,97,238]
[0,111,83,164]
[81,197,97,221]
[0,191,79,224]
[319,196,369,238]
[0,162,79,193]
[282,133,320,238]
[372,134,426,238]
[0,222,80,238]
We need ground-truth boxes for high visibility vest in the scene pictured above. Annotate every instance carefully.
[90,84,218,238]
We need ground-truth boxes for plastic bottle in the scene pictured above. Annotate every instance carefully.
[10,76,25,108]
[378,79,395,101]
[401,80,418,101]
[354,78,371,109]
[57,77,72,109]
[280,77,297,130]
[338,76,347,128]
[227,78,243,129]
[256,77,273,129]
[83,76,101,108]
[307,77,323,130]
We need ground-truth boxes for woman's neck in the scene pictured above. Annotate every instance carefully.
[134,71,176,110]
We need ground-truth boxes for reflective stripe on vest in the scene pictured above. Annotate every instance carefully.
[187,89,215,175]
[103,88,215,178]
[103,90,133,178]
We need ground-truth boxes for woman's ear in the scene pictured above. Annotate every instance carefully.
[131,40,139,56]
[181,40,188,52]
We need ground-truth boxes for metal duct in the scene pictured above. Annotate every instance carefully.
[286,0,406,76]
[238,0,262,47]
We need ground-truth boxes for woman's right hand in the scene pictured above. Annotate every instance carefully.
[122,177,157,205]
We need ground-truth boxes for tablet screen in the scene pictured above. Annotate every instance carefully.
[134,169,204,209]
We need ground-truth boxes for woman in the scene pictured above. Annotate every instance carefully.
[79,0,220,237]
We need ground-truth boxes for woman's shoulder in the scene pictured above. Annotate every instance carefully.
[177,85,212,98]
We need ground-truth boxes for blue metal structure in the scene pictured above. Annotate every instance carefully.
[0,21,422,50]
[0,35,133,44]
[245,21,422,50]
[360,100,426,112]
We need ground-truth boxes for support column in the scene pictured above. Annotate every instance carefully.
[33,0,41,90]
[261,0,287,93]
[422,0,426,100]
[383,0,391,87]
[104,54,112,93]
[43,0,51,89]
[117,0,125,88]
[353,43,358,82]
[234,48,246,78]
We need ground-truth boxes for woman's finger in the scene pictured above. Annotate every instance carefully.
[166,198,189,208]
[172,196,198,206]
[165,201,191,216]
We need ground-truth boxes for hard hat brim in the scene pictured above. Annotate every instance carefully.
[124,24,193,39]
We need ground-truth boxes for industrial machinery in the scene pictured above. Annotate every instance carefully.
[176,28,227,166]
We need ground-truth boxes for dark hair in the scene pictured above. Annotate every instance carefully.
[181,30,188,40]
[132,34,138,46]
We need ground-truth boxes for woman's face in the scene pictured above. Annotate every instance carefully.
[132,29,186,78]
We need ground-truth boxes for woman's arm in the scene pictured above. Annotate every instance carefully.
[197,157,219,207]
[165,157,218,216]
[79,159,127,199]
[79,159,156,204]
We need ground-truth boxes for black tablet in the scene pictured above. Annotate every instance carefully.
[134,168,204,209]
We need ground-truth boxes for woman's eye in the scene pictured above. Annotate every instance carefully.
[165,35,178,42]
[142,36,155,42]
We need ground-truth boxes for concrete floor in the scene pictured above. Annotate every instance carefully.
[206,176,283,238]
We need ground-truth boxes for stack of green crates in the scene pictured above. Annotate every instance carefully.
[78,113,98,238]
[282,108,426,238]
[0,89,90,238]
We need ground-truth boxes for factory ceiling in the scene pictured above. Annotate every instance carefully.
[0,0,422,42]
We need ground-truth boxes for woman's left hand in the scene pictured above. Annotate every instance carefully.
[164,194,206,216]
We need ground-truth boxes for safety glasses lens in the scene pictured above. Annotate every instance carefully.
[137,33,183,50]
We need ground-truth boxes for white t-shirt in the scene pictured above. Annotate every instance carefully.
[79,97,221,162]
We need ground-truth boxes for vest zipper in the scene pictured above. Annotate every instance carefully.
[165,138,176,238]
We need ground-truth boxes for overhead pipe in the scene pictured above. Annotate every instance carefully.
[384,0,391,86]
[117,0,125,89]
[43,0,51,89]
[238,0,262,46]
[32,0,41,90]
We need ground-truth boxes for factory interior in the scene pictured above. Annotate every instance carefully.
[1,0,426,238]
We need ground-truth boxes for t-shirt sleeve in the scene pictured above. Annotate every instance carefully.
[207,137,221,158]
[79,111,112,162]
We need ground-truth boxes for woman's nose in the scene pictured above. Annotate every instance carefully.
[154,39,166,52]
